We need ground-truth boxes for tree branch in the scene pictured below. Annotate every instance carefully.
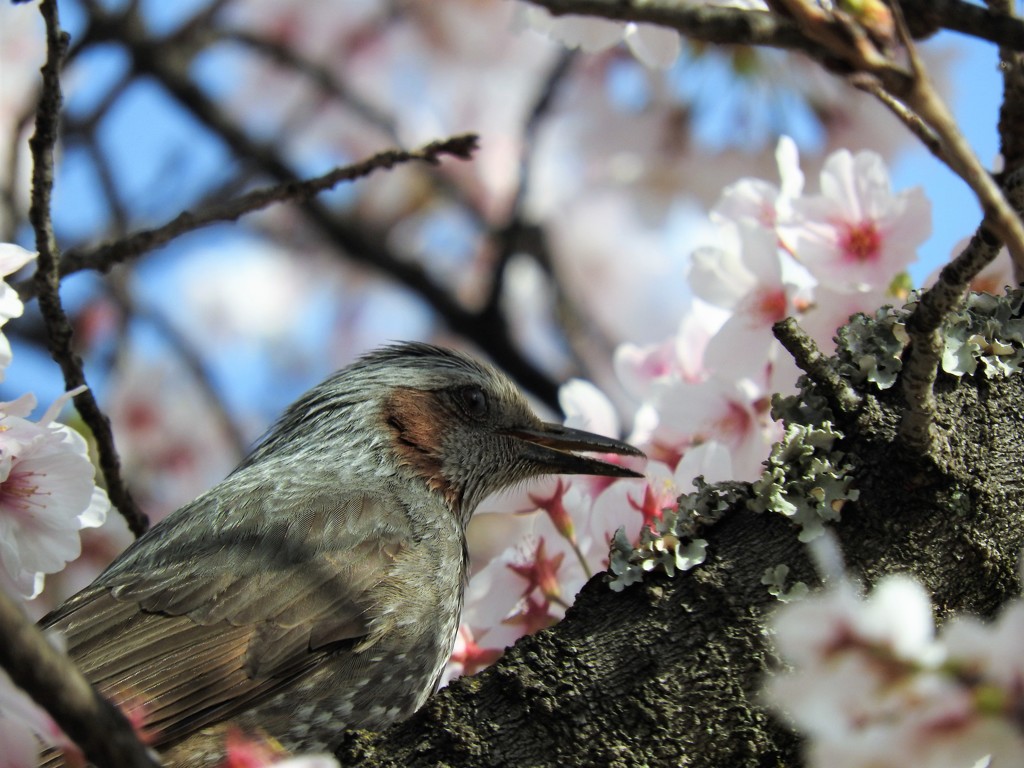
[17,134,480,298]
[26,0,148,537]
[84,8,563,408]
[0,588,160,768]
[524,0,1024,53]
[773,316,861,417]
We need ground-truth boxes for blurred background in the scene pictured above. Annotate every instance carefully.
[0,0,1005,605]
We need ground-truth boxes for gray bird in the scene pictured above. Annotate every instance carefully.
[40,343,643,766]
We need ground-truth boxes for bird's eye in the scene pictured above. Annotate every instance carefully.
[457,385,489,420]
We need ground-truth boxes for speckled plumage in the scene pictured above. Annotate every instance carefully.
[39,343,643,766]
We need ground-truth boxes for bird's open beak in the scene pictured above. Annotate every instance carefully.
[506,422,645,479]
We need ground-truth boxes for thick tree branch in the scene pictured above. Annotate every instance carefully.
[0,589,160,768]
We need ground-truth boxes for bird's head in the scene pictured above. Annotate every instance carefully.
[248,343,644,524]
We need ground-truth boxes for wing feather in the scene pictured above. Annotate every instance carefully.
[39,485,410,754]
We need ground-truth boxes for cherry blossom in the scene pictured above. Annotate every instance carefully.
[0,244,36,376]
[764,574,1024,768]
[690,223,811,384]
[650,374,776,481]
[778,149,931,294]
[0,391,110,599]
[0,667,70,768]
[711,135,804,230]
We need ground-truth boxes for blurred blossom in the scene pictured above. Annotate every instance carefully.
[107,360,238,520]
[522,8,681,69]
[0,8,44,233]
[501,255,570,373]
[0,244,35,377]
[0,664,70,767]
[549,193,689,344]
[765,575,1024,768]
[0,390,109,600]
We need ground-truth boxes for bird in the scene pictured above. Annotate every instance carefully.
[39,342,644,766]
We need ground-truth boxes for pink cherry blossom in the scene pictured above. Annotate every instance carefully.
[690,223,812,383]
[763,574,1024,768]
[651,374,777,481]
[779,149,931,293]
[0,391,109,599]
[441,624,504,686]
[711,135,804,229]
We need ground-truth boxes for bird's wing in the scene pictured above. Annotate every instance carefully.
[40,489,411,749]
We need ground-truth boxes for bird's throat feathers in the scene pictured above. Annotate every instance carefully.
[381,387,460,510]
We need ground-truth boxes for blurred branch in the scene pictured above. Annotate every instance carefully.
[18,134,480,297]
[79,8,563,408]
[106,279,251,460]
[27,0,149,537]
[0,588,160,768]
[991,1,1024,200]
[524,1,818,53]
[524,0,1024,52]
[211,27,490,230]
[486,49,575,313]
[219,29,400,141]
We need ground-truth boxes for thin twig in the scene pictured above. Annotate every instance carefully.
[773,317,862,417]
[221,29,400,141]
[989,0,1024,283]
[18,134,478,297]
[27,0,149,536]
[876,3,1024,450]
[849,75,944,161]
[888,1,1024,270]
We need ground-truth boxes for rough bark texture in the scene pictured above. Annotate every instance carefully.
[336,366,1024,767]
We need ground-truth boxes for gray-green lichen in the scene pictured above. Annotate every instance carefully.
[748,415,859,543]
[834,288,1024,388]
[607,477,747,592]
[761,564,809,603]
[937,290,1024,378]
[834,304,908,390]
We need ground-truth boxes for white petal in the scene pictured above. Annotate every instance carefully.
[624,23,681,70]
[0,243,36,277]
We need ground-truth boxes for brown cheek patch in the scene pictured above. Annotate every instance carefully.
[381,388,458,507]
